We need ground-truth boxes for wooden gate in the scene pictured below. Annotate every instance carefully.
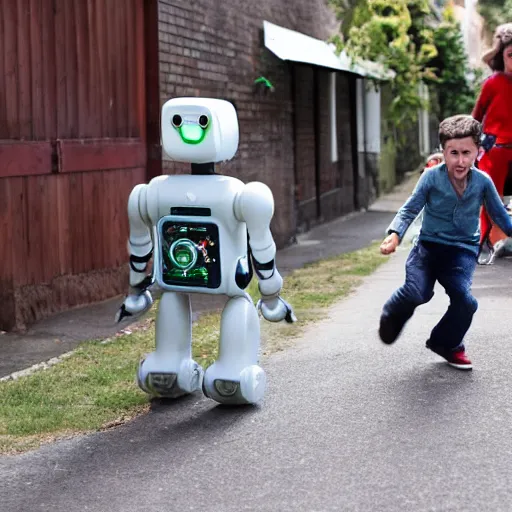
[0,0,151,331]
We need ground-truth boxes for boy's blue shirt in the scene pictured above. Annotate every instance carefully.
[387,163,512,255]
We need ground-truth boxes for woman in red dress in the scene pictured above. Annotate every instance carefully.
[472,23,512,264]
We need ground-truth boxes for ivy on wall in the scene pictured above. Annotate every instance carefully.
[329,0,481,139]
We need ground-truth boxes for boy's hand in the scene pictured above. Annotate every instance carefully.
[380,233,400,255]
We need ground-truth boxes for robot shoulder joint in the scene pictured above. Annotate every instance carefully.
[234,182,274,222]
[128,183,150,224]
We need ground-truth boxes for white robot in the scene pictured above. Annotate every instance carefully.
[116,97,296,405]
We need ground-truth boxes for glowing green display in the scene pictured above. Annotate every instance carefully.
[160,221,221,289]
[170,240,198,270]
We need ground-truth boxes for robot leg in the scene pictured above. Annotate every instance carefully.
[138,292,204,398]
[203,294,266,405]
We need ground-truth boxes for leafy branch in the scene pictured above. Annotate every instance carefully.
[329,0,480,132]
[477,0,512,35]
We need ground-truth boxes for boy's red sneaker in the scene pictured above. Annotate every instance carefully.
[445,349,473,371]
[426,343,473,370]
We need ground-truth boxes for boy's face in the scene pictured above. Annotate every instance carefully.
[442,137,478,181]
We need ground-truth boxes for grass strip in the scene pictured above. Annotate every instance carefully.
[0,242,386,454]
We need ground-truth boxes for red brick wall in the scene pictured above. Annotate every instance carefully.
[158,0,349,247]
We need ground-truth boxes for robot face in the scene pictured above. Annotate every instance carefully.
[161,98,239,164]
[170,109,211,146]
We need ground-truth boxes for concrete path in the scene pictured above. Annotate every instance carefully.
[2,242,512,511]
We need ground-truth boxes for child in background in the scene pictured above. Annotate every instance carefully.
[472,22,512,264]
[378,115,512,370]
[423,152,444,172]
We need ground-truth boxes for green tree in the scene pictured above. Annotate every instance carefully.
[329,0,438,128]
[428,5,479,119]
[478,0,512,35]
[329,0,480,130]
[329,0,368,38]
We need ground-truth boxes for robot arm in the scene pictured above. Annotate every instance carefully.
[234,182,296,323]
[116,184,154,323]
[127,184,153,288]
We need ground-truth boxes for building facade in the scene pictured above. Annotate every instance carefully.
[0,0,384,332]
[157,0,366,243]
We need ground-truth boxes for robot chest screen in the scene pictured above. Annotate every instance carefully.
[158,219,221,289]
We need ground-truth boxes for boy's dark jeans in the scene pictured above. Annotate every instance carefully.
[381,241,478,353]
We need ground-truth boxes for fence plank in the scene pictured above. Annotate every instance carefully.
[11,177,29,286]
[57,138,146,173]
[54,0,68,138]
[0,141,52,177]
[64,0,78,138]
[41,0,57,138]
[30,0,45,139]
[56,174,72,276]
[17,0,32,139]
[116,1,129,137]
[68,172,86,274]
[86,0,101,137]
[75,0,90,137]
[40,175,61,282]
[95,0,108,137]
[0,178,13,290]
[0,0,7,139]
[4,0,20,138]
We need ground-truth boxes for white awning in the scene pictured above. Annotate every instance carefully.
[263,20,395,81]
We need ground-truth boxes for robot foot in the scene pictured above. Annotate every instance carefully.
[202,364,266,405]
[137,355,204,399]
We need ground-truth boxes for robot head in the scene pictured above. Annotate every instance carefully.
[161,98,239,164]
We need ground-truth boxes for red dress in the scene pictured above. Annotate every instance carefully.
[472,72,512,243]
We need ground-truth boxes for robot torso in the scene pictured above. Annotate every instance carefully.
[145,174,251,296]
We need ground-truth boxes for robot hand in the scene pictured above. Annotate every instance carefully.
[115,289,153,323]
[257,295,297,323]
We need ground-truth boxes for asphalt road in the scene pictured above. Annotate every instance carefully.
[2,249,512,511]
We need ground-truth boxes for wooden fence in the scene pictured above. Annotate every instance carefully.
[0,0,150,330]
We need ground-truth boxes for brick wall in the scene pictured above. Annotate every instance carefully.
[158,0,350,247]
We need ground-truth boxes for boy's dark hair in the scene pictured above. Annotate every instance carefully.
[489,40,512,72]
[439,115,482,148]
[489,50,505,72]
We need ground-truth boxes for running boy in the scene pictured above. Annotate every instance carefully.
[379,115,512,370]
